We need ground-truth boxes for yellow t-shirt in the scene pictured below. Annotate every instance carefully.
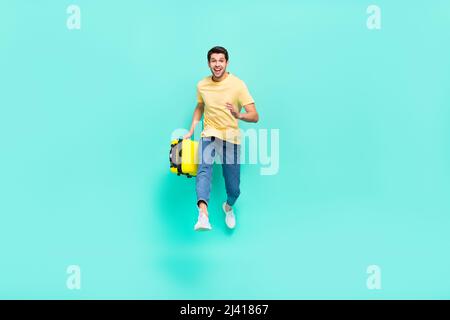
[197,73,254,145]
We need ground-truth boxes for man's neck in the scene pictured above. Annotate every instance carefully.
[212,72,229,82]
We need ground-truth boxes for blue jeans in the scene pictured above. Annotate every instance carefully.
[196,136,241,207]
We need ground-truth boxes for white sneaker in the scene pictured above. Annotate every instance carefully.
[222,202,236,229]
[194,211,212,231]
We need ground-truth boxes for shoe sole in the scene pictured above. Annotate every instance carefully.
[195,227,212,231]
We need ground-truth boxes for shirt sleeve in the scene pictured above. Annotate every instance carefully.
[238,81,254,107]
[197,86,204,104]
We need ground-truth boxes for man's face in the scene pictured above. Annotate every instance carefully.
[209,53,228,79]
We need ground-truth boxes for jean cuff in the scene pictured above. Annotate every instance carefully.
[197,199,209,207]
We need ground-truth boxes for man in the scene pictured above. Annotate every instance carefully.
[184,46,259,231]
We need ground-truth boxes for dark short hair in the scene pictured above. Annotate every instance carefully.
[207,46,229,62]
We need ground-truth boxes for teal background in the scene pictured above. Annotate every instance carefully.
[1,0,450,299]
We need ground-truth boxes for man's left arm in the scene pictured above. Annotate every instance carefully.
[238,103,259,123]
[226,102,259,123]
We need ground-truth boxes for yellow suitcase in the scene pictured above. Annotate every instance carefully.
[169,138,199,178]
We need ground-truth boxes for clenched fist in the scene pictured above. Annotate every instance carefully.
[225,102,242,119]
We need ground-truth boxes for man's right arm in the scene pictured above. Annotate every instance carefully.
[183,102,204,139]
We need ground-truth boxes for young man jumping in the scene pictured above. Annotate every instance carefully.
[184,46,259,231]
